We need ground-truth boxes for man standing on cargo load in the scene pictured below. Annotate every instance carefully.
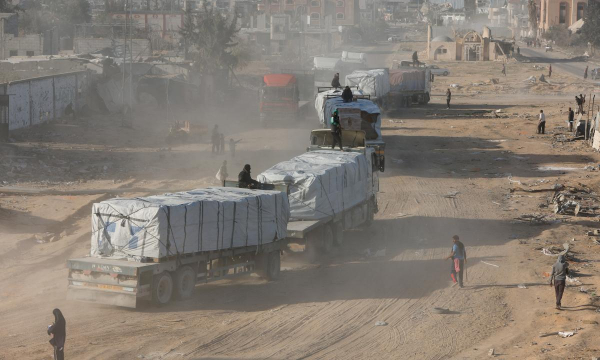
[331,73,341,88]
[445,235,467,288]
[342,86,353,103]
[330,109,343,150]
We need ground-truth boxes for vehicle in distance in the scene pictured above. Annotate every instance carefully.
[427,65,450,76]
[545,45,553,52]
[388,35,402,42]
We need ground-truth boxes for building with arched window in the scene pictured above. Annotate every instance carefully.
[539,0,587,32]
[427,26,515,61]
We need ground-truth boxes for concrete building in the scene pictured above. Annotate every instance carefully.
[427,25,514,61]
[260,0,358,27]
[539,0,587,32]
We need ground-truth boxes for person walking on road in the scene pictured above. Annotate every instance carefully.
[330,109,343,150]
[550,255,569,310]
[584,66,588,79]
[445,88,452,109]
[445,235,467,288]
[216,160,228,184]
[517,46,520,55]
[502,63,506,76]
[211,125,219,154]
[548,64,552,78]
[48,309,66,360]
[538,110,546,134]
[568,107,575,132]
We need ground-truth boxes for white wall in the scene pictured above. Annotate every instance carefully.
[0,71,90,130]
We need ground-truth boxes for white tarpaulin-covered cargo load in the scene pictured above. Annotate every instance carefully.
[345,69,390,98]
[90,188,290,260]
[322,98,382,140]
[313,57,343,70]
[341,51,367,64]
[257,150,371,221]
[315,88,364,122]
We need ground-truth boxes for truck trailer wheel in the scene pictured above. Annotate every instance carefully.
[333,222,344,247]
[174,266,197,300]
[256,251,281,280]
[323,225,334,254]
[152,271,174,306]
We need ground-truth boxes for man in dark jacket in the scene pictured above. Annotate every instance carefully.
[330,109,343,150]
[568,107,575,132]
[445,235,467,288]
[331,73,341,88]
[238,164,259,189]
[48,308,66,360]
[551,255,569,309]
[341,86,353,103]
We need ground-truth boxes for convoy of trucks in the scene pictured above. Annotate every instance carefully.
[65,57,433,309]
[67,129,384,308]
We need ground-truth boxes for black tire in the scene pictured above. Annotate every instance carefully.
[333,222,344,247]
[323,224,334,254]
[256,250,281,280]
[174,265,197,300]
[443,71,449,76]
[266,251,281,280]
[152,271,174,306]
[305,238,320,263]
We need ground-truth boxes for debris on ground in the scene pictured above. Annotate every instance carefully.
[375,321,388,326]
[513,213,556,225]
[552,186,599,216]
[558,331,575,338]
[517,284,527,289]
[488,348,495,356]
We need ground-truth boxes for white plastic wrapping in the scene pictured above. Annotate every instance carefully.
[257,150,371,221]
[90,187,290,260]
[345,69,390,98]
[315,88,364,124]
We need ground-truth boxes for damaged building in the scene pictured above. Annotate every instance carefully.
[427,25,514,61]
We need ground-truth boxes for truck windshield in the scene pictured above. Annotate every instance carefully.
[261,86,296,102]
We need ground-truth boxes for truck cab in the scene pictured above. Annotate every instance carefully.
[260,74,299,124]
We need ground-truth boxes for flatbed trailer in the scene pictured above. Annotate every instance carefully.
[67,185,289,309]
[280,130,381,261]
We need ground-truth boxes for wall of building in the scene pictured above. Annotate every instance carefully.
[540,0,587,31]
[429,41,457,60]
[74,38,152,58]
[0,34,44,60]
[0,71,91,130]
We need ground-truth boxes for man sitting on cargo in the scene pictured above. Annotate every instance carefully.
[330,109,343,151]
[341,86,353,103]
[238,164,259,189]
[331,73,341,89]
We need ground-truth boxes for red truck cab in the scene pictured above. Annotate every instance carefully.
[260,74,299,124]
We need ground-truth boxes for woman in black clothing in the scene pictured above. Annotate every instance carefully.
[48,309,66,360]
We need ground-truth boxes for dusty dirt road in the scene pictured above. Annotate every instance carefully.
[1,42,600,359]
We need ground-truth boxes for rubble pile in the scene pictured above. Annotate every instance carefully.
[552,184,600,216]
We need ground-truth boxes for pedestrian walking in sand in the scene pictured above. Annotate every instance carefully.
[445,88,451,109]
[537,110,546,134]
[584,66,588,79]
[445,235,467,288]
[550,255,569,310]
[502,63,506,76]
[548,64,552,78]
[216,160,228,185]
[47,309,66,360]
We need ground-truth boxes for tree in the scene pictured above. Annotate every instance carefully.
[0,0,14,12]
[528,0,538,36]
[179,2,240,73]
[581,0,600,47]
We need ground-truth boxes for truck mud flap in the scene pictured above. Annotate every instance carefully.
[67,287,137,308]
